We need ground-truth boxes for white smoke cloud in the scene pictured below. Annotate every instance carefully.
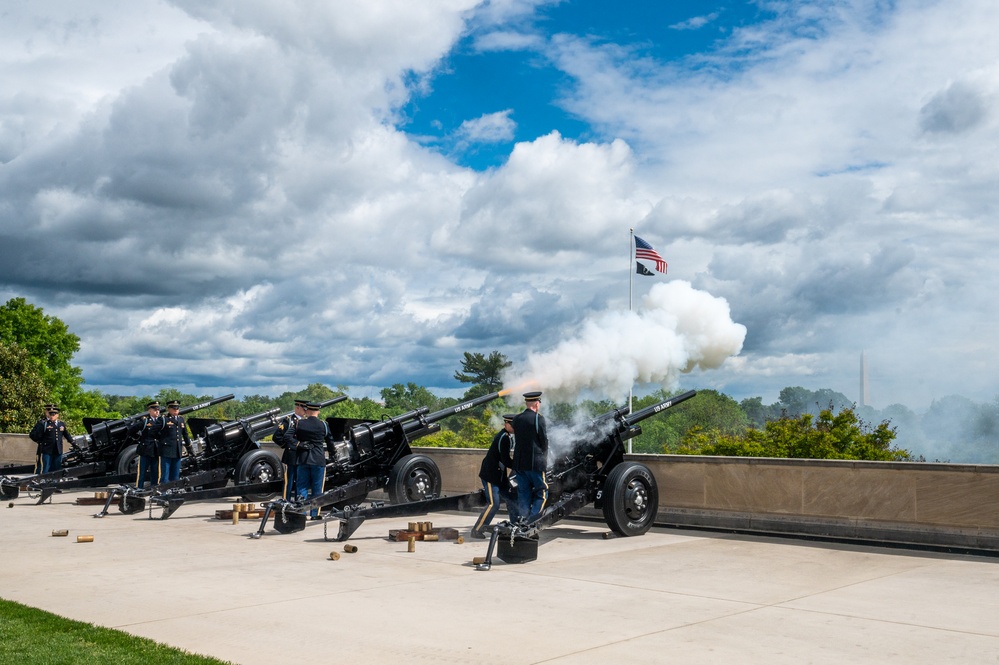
[503,280,747,402]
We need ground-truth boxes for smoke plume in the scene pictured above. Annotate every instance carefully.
[503,281,747,402]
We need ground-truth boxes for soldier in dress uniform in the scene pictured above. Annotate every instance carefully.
[510,391,549,520]
[28,406,75,474]
[159,400,193,483]
[128,401,164,488]
[470,413,518,538]
[272,398,308,500]
[289,401,334,520]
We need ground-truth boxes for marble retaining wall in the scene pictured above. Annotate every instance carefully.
[417,448,999,552]
[0,434,36,465]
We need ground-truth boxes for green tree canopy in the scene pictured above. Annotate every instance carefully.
[631,389,749,454]
[678,406,911,461]
[0,297,114,429]
[381,383,447,412]
[454,351,510,399]
[0,341,49,432]
[0,297,82,402]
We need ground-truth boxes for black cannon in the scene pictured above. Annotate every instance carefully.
[475,389,697,569]
[110,396,349,518]
[0,395,235,502]
[250,389,508,538]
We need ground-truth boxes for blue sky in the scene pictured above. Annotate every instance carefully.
[1,0,998,439]
[401,2,774,169]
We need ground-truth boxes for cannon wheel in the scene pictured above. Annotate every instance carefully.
[601,462,659,537]
[235,449,283,502]
[387,454,441,504]
[118,494,146,515]
[0,483,19,500]
[115,444,140,477]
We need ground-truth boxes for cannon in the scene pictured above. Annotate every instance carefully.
[0,395,235,502]
[250,389,509,538]
[475,389,697,569]
[107,396,348,518]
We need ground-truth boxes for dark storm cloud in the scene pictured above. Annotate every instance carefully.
[919,80,988,135]
[451,286,570,346]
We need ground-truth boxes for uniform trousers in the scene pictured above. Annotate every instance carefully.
[160,457,182,483]
[39,453,62,474]
[136,454,159,488]
[296,465,325,518]
[515,469,548,520]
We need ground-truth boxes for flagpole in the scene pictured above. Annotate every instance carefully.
[628,228,634,455]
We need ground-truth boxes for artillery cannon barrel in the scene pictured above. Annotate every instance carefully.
[624,390,697,426]
[204,395,348,442]
[423,390,506,424]
[85,394,236,444]
[348,390,504,448]
[201,407,282,442]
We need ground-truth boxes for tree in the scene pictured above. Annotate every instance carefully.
[678,406,912,461]
[0,297,82,402]
[454,351,511,399]
[0,297,113,428]
[0,341,48,432]
[631,389,749,453]
[381,383,445,413]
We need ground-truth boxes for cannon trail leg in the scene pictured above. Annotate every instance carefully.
[35,486,58,505]
[249,502,276,539]
[475,527,502,571]
[93,488,122,518]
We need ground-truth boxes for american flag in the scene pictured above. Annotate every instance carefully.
[634,235,667,273]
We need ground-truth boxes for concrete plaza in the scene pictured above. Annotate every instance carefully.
[2,492,997,664]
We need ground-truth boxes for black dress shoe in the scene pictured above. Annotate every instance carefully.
[469,529,486,539]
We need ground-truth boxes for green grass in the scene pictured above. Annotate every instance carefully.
[0,598,235,664]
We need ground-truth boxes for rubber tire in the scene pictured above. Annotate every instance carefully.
[601,462,659,537]
[235,449,283,501]
[115,444,140,477]
[387,454,441,504]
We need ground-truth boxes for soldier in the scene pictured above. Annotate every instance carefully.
[273,398,307,499]
[510,391,549,520]
[470,413,518,538]
[159,400,192,483]
[289,401,334,520]
[128,401,164,488]
[28,406,75,474]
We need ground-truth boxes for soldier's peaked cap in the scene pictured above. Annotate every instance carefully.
[166,400,181,408]
[502,413,516,422]
[146,400,160,409]
[305,402,322,411]
[523,391,542,402]
[48,407,60,414]
[294,399,309,406]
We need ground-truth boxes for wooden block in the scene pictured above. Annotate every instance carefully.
[75,497,108,506]
[389,529,424,542]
